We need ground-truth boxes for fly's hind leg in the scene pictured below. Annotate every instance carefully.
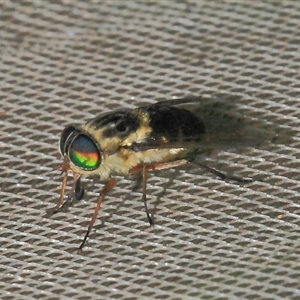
[195,161,254,183]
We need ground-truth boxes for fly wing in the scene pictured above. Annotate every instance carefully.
[133,96,293,154]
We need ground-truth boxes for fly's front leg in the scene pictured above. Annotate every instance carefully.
[49,173,82,215]
[47,172,68,215]
[77,177,116,254]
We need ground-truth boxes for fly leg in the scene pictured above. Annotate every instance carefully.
[77,177,116,254]
[47,172,68,215]
[142,165,154,226]
[195,162,253,183]
[130,159,189,227]
[49,173,82,215]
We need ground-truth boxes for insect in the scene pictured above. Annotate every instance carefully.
[52,96,271,252]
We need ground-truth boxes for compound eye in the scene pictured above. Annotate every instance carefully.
[69,134,101,170]
[60,125,77,155]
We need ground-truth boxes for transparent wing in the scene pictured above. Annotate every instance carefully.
[134,95,293,154]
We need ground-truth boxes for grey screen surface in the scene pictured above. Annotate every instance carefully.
[0,2,299,300]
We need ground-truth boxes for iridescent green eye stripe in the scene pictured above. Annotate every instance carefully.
[70,149,99,168]
[69,135,100,170]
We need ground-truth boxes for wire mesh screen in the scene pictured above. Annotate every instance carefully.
[1,1,300,299]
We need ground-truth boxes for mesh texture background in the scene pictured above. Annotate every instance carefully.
[1,1,300,300]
